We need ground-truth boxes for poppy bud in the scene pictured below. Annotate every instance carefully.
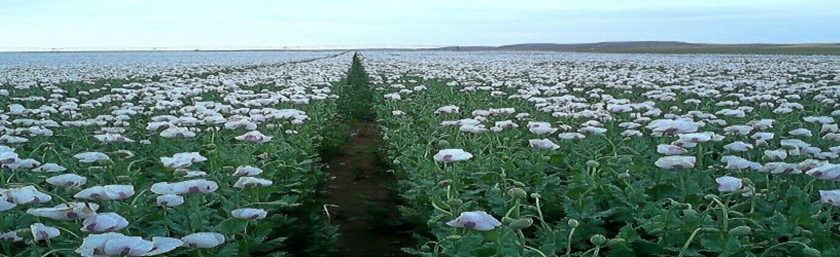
[393,159,401,165]
[803,247,822,257]
[437,140,450,148]
[590,234,606,246]
[541,156,551,161]
[606,238,625,248]
[508,188,527,199]
[728,226,751,236]
[568,219,580,228]
[502,217,515,224]
[586,160,600,168]
[509,218,533,230]
[447,198,463,207]
[204,143,217,150]
[420,245,431,251]
[530,193,541,198]
[682,209,698,217]
[438,180,452,187]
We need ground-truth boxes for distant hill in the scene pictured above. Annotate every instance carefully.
[436,41,840,55]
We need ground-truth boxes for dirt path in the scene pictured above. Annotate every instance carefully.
[323,122,412,257]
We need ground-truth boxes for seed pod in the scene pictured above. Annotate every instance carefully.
[590,234,607,246]
[568,219,580,228]
[446,198,463,207]
[508,188,527,199]
[530,193,541,199]
[393,159,401,165]
[438,180,452,187]
[509,218,533,230]
[728,226,751,236]
[204,143,217,150]
[586,160,600,168]
[682,209,698,218]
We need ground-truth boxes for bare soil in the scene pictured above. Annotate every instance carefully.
[323,122,412,257]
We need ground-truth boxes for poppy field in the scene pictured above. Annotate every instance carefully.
[2,51,840,257]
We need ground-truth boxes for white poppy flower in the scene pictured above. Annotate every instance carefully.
[724,141,753,152]
[82,212,129,233]
[74,152,110,163]
[764,149,788,161]
[0,199,15,212]
[233,166,263,176]
[654,156,696,169]
[721,155,761,170]
[181,232,225,248]
[0,150,18,164]
[558,132,586,140]
[0,231,22,242]
[46,173,87,188]
[446,211,502,231]
[160,126,196,138]
[657,144,687,155]
[235,130,273,143]
[0,135,28,144]
[74,185,135,201]
[0,185,52,204]
[76,232,181,256]
[3,158,40,170]
[94,133,135,143]
[677,133,713,145]
[806,163,840,181]
[144,237,184,256]
[231,208,268,220]
[151,179,219,195]
[759,162,801,174]
[26,202,100,220]
[31,223,60,241]
[233,177,273,188]
[156,194,185,207]
[715,176,743,192]
[433,149,474,163]
[788,128,813,137]
[529,139,560,150]
[434,105,459,114]
[183,170,207,177]
[160,152,207,169]
[32,162,67,173]
[528,121,558,135]
[646,119,699,135]
[819,190,840,208]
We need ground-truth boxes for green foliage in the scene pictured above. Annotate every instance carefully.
[337,52,375,121]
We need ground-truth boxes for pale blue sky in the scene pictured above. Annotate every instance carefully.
[0,0,838,50]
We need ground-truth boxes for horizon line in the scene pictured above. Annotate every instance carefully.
[2,41,840,53]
